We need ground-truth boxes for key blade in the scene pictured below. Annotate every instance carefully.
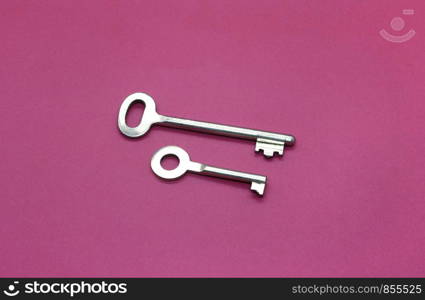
[255,138,285,157]
[160,115,295,158]
[191,163,267,196]
[250,181,265,196]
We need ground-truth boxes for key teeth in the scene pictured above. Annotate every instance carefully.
[250,182,265,196]
[256,147,280,157]
[255,140,284,158]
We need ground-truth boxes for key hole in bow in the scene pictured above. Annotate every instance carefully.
[161,154,180,171]
[125,101,146,127]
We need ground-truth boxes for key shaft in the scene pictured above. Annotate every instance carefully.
[187,161,266,195]
[159,115,295,145]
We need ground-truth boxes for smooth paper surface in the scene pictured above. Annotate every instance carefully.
[0,0,424,277]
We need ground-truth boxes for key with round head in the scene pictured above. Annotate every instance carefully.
[118,93,295,158]
[151,146,267,195]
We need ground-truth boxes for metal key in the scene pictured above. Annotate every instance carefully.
[118,93,295,157]
[151,146,267,195]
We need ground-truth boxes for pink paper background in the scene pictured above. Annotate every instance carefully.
[1,0,424,277]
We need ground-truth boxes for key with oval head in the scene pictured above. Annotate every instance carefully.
[118,93,295,157]
[151,146,267,195]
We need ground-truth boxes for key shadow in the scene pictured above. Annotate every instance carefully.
[192,174,266,201]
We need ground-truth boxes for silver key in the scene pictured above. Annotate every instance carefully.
[151,146,267,195]
[118,93,295,157]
